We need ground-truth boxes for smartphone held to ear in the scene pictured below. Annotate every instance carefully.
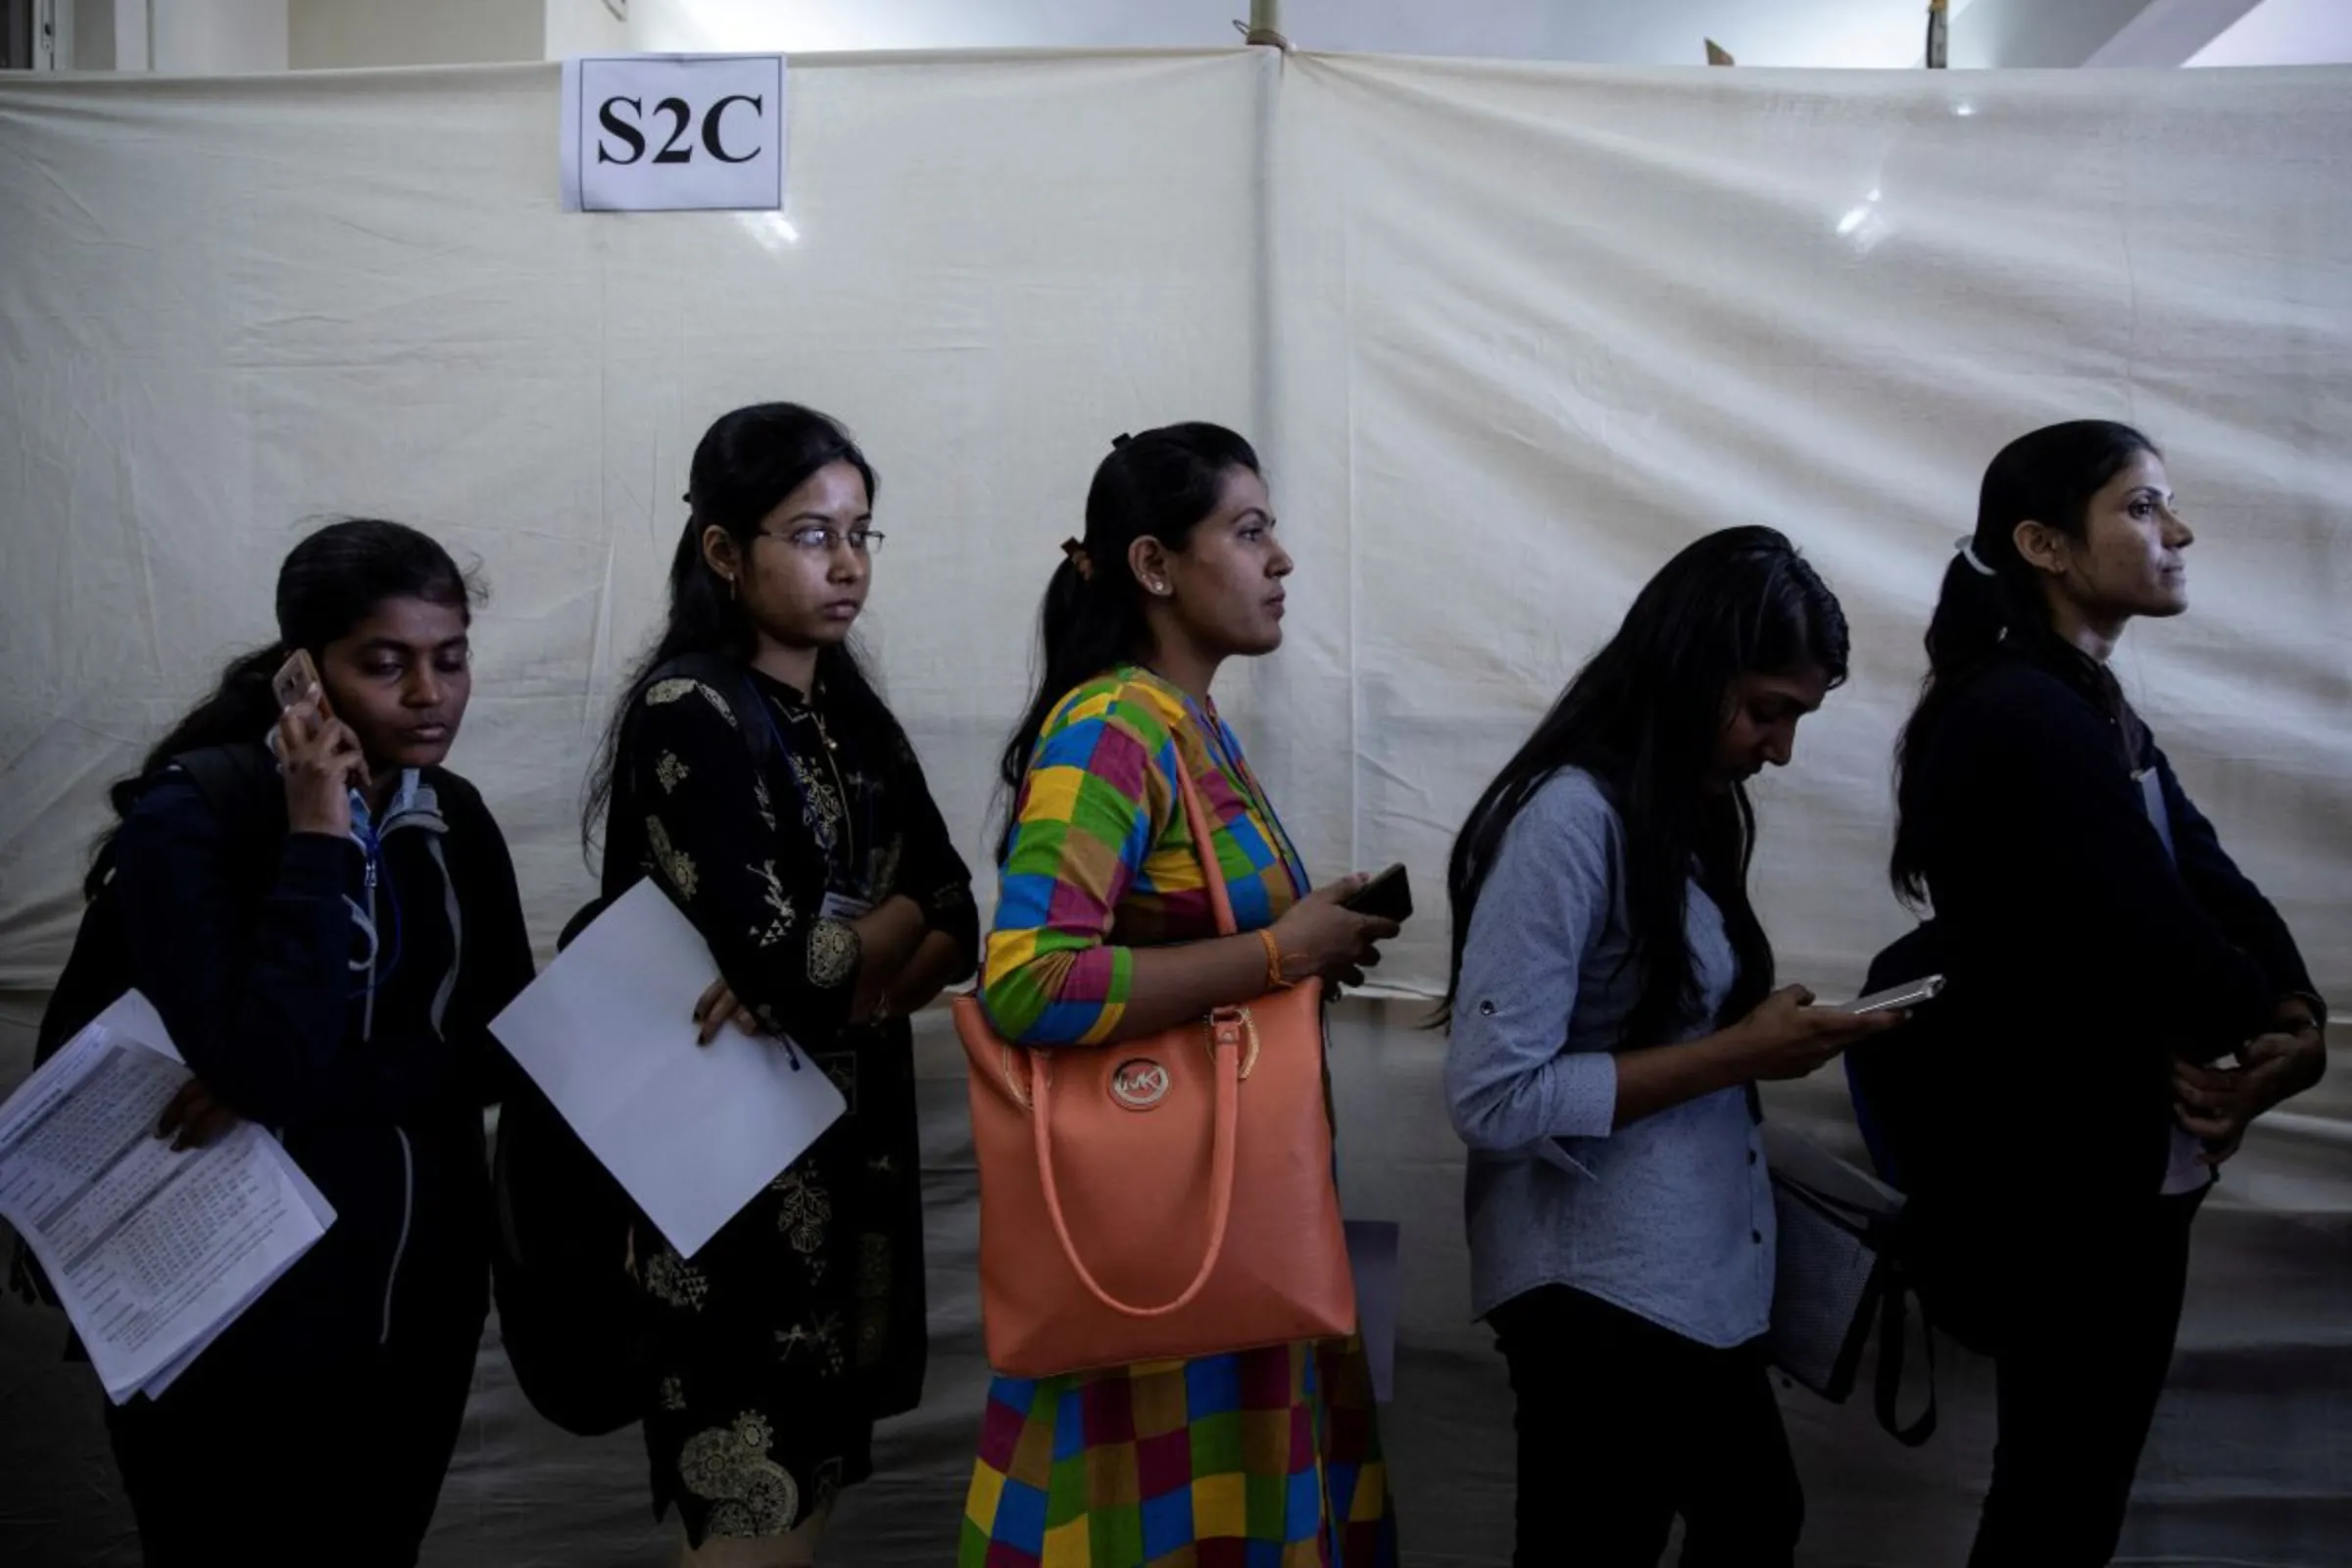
[1342,863,1413,924]
[271,649,329,717]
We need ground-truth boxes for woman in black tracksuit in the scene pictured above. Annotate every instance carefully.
[92,518,534,1566]
[1885,422,2326,1565]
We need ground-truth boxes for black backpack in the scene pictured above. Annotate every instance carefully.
[487,656,779,1438]
[1845,922,1997,1358]
[1843,924,1943,1196]
[10,745,281,1319]
[485,894,649,1437]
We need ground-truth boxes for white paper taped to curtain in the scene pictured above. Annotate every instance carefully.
[1,54,2345,1019]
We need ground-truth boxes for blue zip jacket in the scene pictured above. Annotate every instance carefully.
[109,744,535,1380]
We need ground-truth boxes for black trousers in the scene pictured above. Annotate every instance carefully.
[1967,1188,2203,1566]
[1491,1285,1802,1568]
[104,1307,481,1568]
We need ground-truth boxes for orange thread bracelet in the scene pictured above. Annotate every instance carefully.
[1258,929,1296,991]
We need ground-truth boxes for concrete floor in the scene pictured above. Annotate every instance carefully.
[3,996,2347,1566]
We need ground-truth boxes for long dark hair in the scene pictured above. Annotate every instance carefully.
[1889,419,2159,904]
[584,402,887,853]
[1443,526,1850,1046]
[88,517,477,894]
[994,421,1261,859]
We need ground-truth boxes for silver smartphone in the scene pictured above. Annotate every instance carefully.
[1836,975,1945,1015]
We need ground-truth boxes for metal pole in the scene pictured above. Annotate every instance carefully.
[33,0,60,71]
[1245,0,1288,50]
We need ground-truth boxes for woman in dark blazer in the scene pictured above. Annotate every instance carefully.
[1886,420,2326,1565]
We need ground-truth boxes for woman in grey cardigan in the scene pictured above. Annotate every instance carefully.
[1441,526,1897,1568]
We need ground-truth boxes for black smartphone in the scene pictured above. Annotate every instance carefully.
[1343,862,1413,923]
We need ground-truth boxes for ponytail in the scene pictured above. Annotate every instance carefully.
[993,549,1141,859]
[994,423,1261,860]
[1890,420,2157,903]
[1920,543,2030,673]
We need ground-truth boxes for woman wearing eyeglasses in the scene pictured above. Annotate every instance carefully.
[585,403,978,1567]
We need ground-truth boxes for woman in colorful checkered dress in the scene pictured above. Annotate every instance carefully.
[962,423,1403,1568]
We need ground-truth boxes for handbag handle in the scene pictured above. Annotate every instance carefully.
[1173,746,1241,939]
[1027,1005,1249,1317]
[1020,739,1250,1316]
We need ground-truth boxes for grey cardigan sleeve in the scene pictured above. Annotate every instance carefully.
[1445,771,1622,1151]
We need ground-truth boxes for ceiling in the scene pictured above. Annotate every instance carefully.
[2188,0,2352,66]
[638,1,1933,65]
[631,0,2350,67]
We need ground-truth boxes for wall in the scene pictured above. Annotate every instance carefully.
[72,0,112,69]
[543,0,627,59]
[50,0,2332,74]
[598,0,1936,66]
[2084,0,2264,66]
[149,0,286,73]
[2190,0,2352,65]
[1947,0,2168,67]
[290,0,542,69]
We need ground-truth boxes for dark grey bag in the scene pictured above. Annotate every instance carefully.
[1765,1128,1937,1446]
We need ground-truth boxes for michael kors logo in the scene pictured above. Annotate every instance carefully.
[1109,1058,1171,1110]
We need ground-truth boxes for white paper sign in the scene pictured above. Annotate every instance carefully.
[560,54,787,214]
[489,879,846,1257]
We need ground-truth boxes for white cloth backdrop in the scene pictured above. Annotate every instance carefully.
[1,51,2346,1567]
[1260,56,2352,999]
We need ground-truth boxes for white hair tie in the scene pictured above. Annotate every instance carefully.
[1955,536,1996,577]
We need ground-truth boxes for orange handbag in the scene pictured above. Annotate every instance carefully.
[954,762,1358,1380]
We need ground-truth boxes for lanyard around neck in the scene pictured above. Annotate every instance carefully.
[756,692,874,890]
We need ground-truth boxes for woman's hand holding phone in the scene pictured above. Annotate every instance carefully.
[276,686,366,838]
[1728,985,1905,1081]
[1270,876,1401,992]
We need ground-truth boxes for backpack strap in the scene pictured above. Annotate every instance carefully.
[39,744,282,1054]
[172,742,281,818]
[1873,1266,1939,1447]
[653,652,778,769]
[591,656,779,923]
[160,742,289,878]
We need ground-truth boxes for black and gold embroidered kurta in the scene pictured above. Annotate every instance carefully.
[603,657,976,1544]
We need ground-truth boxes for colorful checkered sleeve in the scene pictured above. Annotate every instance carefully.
[981,682,1177,1046]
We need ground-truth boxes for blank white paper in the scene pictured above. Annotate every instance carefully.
[489,879,846,1258]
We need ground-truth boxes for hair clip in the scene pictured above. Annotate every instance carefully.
[1111,432,1133,449]
[1060,537,1095,580]
[1955,536,1996,577]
